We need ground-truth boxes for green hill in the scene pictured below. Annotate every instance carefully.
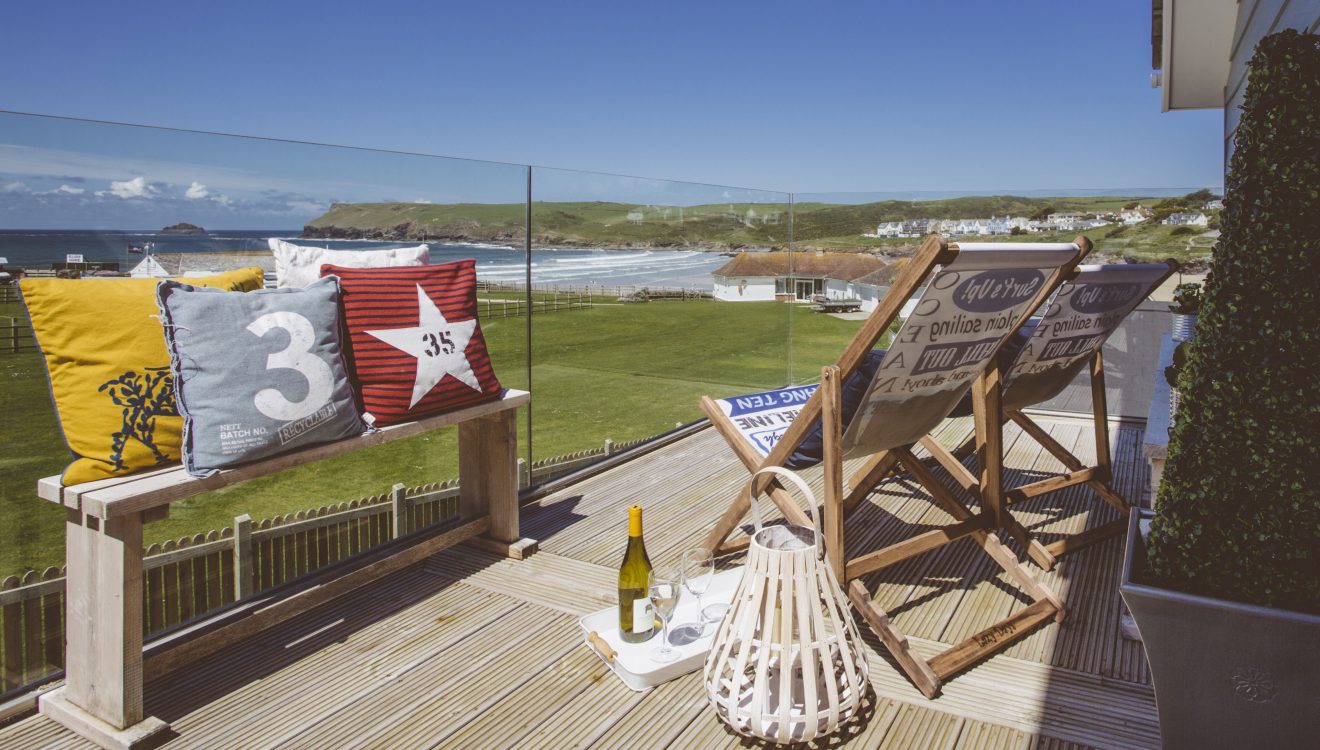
[305,200,793,249]
[304,193,1217,265]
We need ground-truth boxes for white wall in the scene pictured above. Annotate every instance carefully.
[853,284,932,317]
[713,276,777,302]
[1224,1,1320,163]
[129,257,168,278]
[854,284,885,313]
[824,278,853,300]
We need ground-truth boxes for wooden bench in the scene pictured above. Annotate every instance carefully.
[35,389,531,749]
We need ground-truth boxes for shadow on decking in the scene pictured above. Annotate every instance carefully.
[0,423,1158,749]
[841,459,1118,628]
[141,494,592,725]
[143,566,456,722]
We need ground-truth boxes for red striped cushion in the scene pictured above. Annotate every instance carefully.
[324,261,502,425]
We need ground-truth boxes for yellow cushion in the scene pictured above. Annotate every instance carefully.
[20,268,265,485]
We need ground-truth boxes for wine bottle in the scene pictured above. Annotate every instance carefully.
[618,505,655,643]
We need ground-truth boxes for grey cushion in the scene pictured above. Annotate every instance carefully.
[157,276,367,476]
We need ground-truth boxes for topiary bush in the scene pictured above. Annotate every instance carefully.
[1168,282,1203,315]
[1146,29,1320,614]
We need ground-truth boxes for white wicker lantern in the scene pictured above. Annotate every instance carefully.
[704,466,870,744]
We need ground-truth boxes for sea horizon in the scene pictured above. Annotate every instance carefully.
[0,230,727,288]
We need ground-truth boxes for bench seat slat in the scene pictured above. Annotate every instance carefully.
[41,390,529,519]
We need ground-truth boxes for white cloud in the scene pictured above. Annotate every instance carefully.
[54,184,85,195]
[413,198,433,204]
[1,181,29,193]
[185,181,209,199]
[0,142,519,210]
[0,143,407,203]
[100,176,158,199]
[286,199,327,215]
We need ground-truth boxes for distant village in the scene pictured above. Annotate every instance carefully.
[865,200,1220,239]
[712,198,1223,311]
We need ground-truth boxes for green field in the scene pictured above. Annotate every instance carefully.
[306,192,1219,266]
[0,298,862,576]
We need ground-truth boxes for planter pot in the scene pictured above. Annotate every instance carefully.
[1120,509,1320,748]
[1171,312,1197,342]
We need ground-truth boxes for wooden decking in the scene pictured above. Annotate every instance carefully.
[0,415,1158,749]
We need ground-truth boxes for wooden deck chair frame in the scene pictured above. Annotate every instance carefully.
[699,234,1091,698]
[921,262,1176,571]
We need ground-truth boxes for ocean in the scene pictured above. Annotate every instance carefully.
[0,230,727,289]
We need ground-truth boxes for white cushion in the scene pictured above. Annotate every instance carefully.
[268,238,430,288]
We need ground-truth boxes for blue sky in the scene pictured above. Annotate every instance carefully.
[0,0,1223,227]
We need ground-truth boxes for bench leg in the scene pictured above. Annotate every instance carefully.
[41,508,170,749]
[460,408,537,559]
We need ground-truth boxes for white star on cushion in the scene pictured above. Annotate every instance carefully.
[365,284,480,408]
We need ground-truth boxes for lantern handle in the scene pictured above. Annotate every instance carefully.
[746,466,822,552]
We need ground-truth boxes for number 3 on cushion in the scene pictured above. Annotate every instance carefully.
[246,311,335,422]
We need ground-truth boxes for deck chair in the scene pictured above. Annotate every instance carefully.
[700,234,1090,698]
[922,262,1175,571]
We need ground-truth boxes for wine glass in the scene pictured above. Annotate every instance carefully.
[648,567,681,663]
[681,548,715,629]
[695,548,731,623]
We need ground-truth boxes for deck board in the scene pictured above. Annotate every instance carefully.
[0,416,1157,749]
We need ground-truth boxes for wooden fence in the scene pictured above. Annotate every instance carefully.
[0,317,35,354]
[0,283,708,357]
[520,435,652,485]
[479,281,712,301]
[0,433,661,697]
[477,291,592,319]
[0,481,459,696]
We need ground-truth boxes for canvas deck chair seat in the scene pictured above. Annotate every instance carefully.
[924,262,1175,571]
[700,235,1089,698]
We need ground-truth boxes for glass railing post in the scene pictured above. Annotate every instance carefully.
[524,165,534,468]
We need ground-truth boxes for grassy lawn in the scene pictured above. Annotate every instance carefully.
[0,299,862,575]
[0,325,75,577]
[1091,224,1218,263]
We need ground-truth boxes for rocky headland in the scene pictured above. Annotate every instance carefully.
[161,222,207,235]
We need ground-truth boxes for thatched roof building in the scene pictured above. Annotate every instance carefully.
[711,252,887,282]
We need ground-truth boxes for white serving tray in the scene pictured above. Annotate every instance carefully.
[579,566,744,692]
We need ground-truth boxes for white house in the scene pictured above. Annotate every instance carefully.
[1119,206,1152,224]
[1046,212,1086,230]
[873,219,938,238]
[849,265,905,312]
[938,218,982,236]
[874,221,905,238]
[1162,211,1209,227]
[129,252,277,285]
[128,255,173,278]
[712,251,890,309]
[901,218,935,237]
